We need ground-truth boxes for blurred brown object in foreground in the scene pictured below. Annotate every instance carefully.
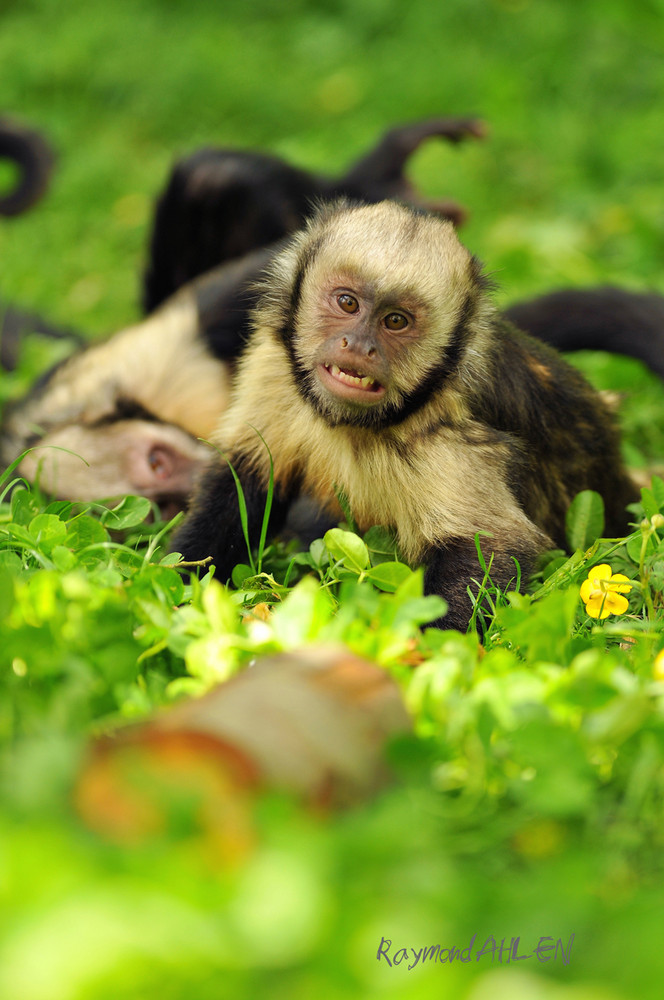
[75,646,412,859]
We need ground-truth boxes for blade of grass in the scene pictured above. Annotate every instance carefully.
[246,424,274,574]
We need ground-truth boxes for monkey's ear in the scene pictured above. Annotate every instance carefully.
[122,421,212,511]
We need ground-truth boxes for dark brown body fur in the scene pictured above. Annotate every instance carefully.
[472,317,635,547]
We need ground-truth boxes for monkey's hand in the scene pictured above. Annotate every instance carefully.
[343,117,487,188]
[423,536,535,633]
[340,118,487,229]
[387,116,488,147]
[170,458,290,584]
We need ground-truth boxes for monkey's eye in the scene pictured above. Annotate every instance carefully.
[384,312,409,332]
[337,293,359,314]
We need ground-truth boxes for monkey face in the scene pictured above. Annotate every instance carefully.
[301,277,418,412]
[278,201,478,428]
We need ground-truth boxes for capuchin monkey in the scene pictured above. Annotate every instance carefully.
[0,251,272,516]
[0,247,329,537]
[143,117,486,313]
[0,117,54,217]
[172,201,638,631]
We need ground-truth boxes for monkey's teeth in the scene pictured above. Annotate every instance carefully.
[328,363,376,389]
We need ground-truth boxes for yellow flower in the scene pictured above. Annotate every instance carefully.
[579,564,632,619]
[654,649,664,681]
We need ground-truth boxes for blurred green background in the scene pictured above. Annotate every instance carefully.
[1,0,663,336]
[2,1,664,998]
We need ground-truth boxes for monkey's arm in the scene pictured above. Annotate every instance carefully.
[341,118,486,188]
[171,459,292,583]
[337,118,485,227]
[423,536,537,632]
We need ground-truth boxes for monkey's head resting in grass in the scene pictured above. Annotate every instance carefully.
[173,200,637,631]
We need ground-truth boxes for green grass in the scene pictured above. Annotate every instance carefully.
[3,2,664,998]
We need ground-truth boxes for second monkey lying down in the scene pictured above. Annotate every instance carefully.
[173,200,637,630]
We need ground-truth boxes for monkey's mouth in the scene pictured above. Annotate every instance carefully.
[319,363,385,402]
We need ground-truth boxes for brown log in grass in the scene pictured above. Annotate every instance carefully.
[74,646,412,859]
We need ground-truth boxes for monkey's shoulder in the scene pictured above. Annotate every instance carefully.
[470,319,635,541]
[472,318,620,443]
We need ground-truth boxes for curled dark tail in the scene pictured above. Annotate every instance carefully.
[505,286,664,383]
[0,118,55,217]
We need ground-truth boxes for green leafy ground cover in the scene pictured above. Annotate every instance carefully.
[3,1,664,997]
